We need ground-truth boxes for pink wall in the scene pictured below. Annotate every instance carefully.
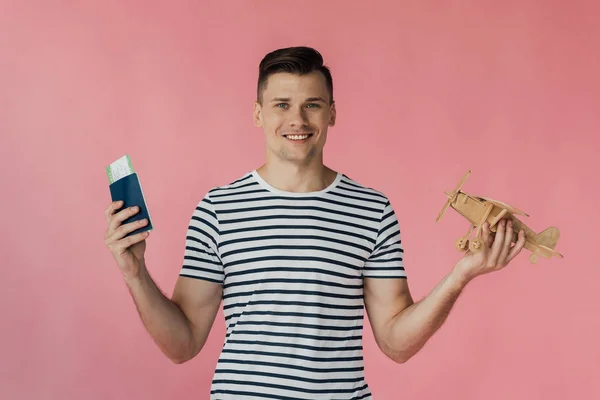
[1,1,598,399]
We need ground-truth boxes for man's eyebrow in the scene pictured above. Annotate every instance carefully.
[269,97,327,103]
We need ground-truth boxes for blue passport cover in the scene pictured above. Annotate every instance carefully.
[109,173,153,237]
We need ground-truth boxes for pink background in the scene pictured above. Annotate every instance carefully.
[1,1,598,399]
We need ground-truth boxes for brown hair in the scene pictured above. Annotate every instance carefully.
[257,46,334,105]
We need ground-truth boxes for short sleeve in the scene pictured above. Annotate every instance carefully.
[363,200,406,279]
[179,193,224,284]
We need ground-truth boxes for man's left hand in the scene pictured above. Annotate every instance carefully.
[453,219,526,284]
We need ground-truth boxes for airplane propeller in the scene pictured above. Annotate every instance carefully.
[436,170,471,223]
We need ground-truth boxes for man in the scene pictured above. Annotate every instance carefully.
[104,46,526,399]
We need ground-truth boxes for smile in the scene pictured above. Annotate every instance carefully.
[283,133,314,141]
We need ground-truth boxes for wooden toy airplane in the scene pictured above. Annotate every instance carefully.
[436,170,563,264]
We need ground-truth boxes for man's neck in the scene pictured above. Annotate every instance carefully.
[255,162,337,193]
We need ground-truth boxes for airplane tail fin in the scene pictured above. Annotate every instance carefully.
[535,227,560,249]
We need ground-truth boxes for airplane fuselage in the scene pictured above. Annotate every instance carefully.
[452,192,536,246]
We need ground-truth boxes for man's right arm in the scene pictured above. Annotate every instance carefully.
[124,265,222,364]
[104,199,223,364]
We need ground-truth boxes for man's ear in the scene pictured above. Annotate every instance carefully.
[328,101,336,126]
[253,101,263,127]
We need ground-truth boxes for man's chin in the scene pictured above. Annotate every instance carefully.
[278,148,319,163]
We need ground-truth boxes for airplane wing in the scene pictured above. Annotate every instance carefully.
[536,244,564,259]
[476,196,530,217]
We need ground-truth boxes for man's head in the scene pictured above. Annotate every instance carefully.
[253,46,336,166]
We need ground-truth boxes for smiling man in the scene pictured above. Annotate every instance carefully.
[104,46,526,399]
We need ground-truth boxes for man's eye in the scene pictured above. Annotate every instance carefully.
[306,103,320,108]
[276,103,288,109]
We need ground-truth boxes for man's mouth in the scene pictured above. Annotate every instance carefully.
[282,133,314,141]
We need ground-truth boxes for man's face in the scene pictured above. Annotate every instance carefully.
[253,71,336,165]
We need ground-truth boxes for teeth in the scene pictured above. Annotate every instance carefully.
[286,134,311,140]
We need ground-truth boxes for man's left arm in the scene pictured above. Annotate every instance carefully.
[364,219,526,363]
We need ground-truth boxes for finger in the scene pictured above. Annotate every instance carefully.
[481,222,491,247]
[489,219,506,265]
[112,231,150,255]
[484,224,495,248]
[506,229,526,263]
[108,206,141,233]
[105,201,124,223]
[108,217,149,244]
[497,219,514,266]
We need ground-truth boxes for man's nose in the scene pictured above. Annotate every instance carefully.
[289,106,308,127]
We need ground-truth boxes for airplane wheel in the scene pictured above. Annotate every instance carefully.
[456,238,469,252]
[469,238,483,252]
[529,253,538,264]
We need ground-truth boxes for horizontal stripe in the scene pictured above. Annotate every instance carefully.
[229,320,363,332]
[185,244,213,256]
[363,275,407,279]
[218,358,364,374]
[221,349,363,363]
[224,310,363,322]
[369,247,404,258]
[222,244,367,262]
[180,264,221,275]
[338,181,386,199]
[219,224,376,244]
[210,188,267,199]
[223,278,363,291]
[210,389,305,400]
[329,190,387,206]
[183,255,222,266]
[223,289,364,301]
[194,202,218,221]
[179,273,222,284]
[224,256,363,272]
[219,214,379,233]
[225,339,362,353]
[220,234,372,254]
[363,266,405,271]
[225,266,362,281]
[186,228,218,247]
[211,389,371,400]
[365,257,404,264]
[225,330,363,342]
[374,241,402,253]
[214,369,364,386]
[211,380,369,395]
[374,231,399,252]
[223,299,364,311]
[210,181,258,193]
[215,195,381,214]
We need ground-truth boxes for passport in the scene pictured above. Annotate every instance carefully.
[106,155,153,237]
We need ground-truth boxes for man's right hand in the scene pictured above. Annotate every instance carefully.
[104,201,150,280]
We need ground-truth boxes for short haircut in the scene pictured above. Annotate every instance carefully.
[257,46,334,105]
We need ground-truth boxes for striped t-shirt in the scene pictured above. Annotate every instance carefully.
[179,169,406,400]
